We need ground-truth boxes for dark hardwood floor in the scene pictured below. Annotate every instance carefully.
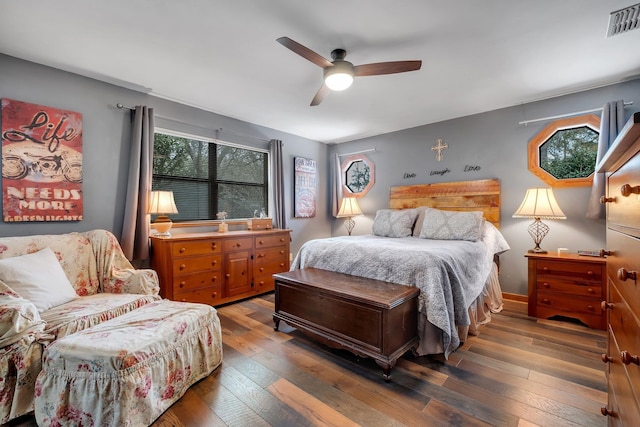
[8,295,607,427]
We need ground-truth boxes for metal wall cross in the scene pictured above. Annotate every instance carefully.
[431,138,448,161]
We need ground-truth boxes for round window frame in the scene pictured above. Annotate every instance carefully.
[527,114,601,188]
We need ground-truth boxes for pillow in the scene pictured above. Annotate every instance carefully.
[0,247,77,312]
[418,208,485,241]
[372,209,418,238]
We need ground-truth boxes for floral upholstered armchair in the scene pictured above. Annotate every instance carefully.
[0,229,160,423]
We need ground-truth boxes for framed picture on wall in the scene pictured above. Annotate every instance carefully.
[294,156,316,218]
[1,98,83,222]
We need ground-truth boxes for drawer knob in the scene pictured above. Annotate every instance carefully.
[617,268,637,281]
[542,298,551,304]
[179,264,186,270]
[601,301,614,311]
[620,183,640,197]
[542,267,549,273]
[211,260,217,266]
[212,292,217,297]
[280,238,285,242]
[586,270,594,277]
[587,304,595,311]
[542,282,550,288]
[259,267,265,272]
[258,253,265,258]
[621,351,640,365]
[587,288,594,294]
[211,243,217,250]
[599,196,616,204]
[179,281,186,288]
[179,247,186,254]
[225,274,230,279]
[601,406,615,417]
[212,276,217,282]
[236,243,242,247]
[280,263,285,267]
[258,240,264,245]
[601,353,613,363]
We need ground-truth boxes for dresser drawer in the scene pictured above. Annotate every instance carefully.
[171,239,221,257]
[608,317,640,427]
[255,234,289,249]
[174,286,222,305]
[173,271,222,292]
[223,238,253,252]
[254,273,276,293]
[536,278,602,298]
[609,282,640,393]
[535,259,603,282]
[255,246,288,265]
[173,255,222,275]
[608,151,640,234]
[607,230,640,321]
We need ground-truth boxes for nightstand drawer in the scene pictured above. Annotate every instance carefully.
[536,291,602,315]
[535,260,603,282]
[536,278,602,298]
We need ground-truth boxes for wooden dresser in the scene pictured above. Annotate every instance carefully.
[150,229,290,306]
[598,112,640,425]
[526,252,606,330]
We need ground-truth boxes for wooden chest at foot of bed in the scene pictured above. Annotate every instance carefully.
[273,268,419,382]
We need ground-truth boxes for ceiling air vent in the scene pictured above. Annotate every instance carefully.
[607,3,640,37]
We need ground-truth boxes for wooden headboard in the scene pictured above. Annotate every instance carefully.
[389,179,501,228]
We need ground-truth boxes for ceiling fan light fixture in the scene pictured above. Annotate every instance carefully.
[324,62,354,91]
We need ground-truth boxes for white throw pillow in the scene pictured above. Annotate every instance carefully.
[0,247,77,312]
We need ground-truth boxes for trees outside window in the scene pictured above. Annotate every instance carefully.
[527,114,600,187]
[152,131,268,221]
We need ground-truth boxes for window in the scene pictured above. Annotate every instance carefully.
[152,131,268,221]
[527,114,600,187]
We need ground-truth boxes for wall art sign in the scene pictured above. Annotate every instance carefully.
[294,156,316,218]
[1,98,83,222]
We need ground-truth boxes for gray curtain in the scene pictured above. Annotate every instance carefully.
[121,106,154,261]
[270,139,287,229]
[331,153,343,217]
[586,100,625,219]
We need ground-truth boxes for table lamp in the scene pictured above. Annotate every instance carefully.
[149,190,179,237]
[337,197,362,236]
[513,187,566,253]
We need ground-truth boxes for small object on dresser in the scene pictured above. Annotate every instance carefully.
[557,247,569,256]
[247,218,272,230]
[577,250,602,257]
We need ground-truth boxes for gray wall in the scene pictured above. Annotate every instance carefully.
[329,78,640,296]
[0,54,331,256]
[3,53,639,297]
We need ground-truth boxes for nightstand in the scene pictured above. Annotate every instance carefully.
[525,252,606,330]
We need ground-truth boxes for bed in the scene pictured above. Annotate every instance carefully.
[291,179,510,358]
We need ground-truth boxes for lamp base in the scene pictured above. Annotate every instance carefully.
[344,217,355,236]
[153,216,173,237]
[527,247,548,254]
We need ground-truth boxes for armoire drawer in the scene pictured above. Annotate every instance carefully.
[608,151,640,233]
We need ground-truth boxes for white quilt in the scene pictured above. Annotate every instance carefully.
[291,222,510,357]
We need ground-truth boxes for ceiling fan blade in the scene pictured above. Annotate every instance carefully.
[310,84,331,106]
[354,60,422,77]
[277,37,333,68]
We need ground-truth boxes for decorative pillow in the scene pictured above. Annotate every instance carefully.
[0,247,78,312]
[372,209,419,238]
[418,208,485,241]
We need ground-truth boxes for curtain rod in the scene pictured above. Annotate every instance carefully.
[116,103,270,143]
[338,148,376,157]
[519,101,634,125]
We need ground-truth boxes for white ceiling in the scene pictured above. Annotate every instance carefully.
[1,1,639,143]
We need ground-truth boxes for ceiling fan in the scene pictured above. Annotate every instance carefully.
[277,37,422,106]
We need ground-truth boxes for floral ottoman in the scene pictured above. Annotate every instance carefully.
[34,300,223,426]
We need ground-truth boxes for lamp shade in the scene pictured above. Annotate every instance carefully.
[337,197,362,218]
[148,191,178,215]
[513,188,566,219]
